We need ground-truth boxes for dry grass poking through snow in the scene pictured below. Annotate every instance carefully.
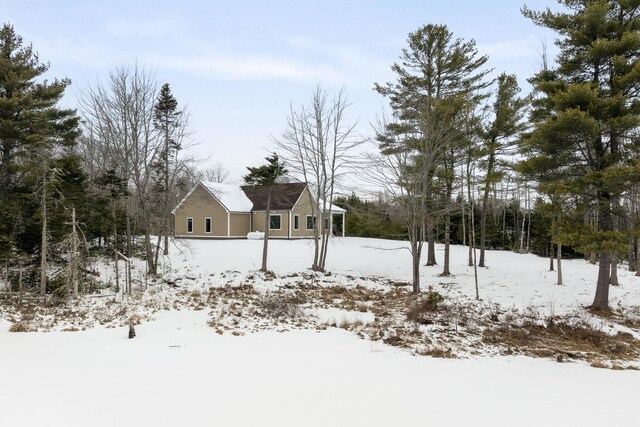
[2,268,639,369]
[201,274,640,368]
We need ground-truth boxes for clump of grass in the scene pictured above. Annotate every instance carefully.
[406,287,445,323]
[258,294,303,319]
[9,322,31,332]
[417,346,454,358]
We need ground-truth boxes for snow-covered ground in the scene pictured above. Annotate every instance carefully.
[168,237,640,313]
[1,310,638,427]
[1,237,639,426]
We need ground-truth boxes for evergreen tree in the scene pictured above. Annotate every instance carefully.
[479,73,528,267]
[243,154,287,272]
[374,23,491,282]
[153,82,182,256]
[521,1,640,311]
[0,23,79,266]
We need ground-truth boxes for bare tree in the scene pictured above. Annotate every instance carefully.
[276,85,361,271]
[362,112,447,293]
[201,161,231,183]
[79,64,162,276]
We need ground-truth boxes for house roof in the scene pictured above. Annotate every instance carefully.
[202,181,254,212]
[241,182,307,211]
[319,199,346,213]
[172,180,345,216]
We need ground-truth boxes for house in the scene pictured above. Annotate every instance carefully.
[172,181,345,239]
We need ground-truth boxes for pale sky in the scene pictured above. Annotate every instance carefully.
[2,0,561,184]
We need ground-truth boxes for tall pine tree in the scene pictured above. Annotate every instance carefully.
[0,23,79,265]
[374,23,491,281]
[479,73,528,267]
[521,1,640,311]
[153,82,182,256]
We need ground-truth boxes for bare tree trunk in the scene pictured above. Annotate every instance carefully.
[470,194,479,300]
[163,126,170,256]
[40,173,47,296]
[113,201,120,293]
[441,213,451,276]
[519,207,526,253]
[319,219,329,272]
[426,217,436,266]
[467,165,474,267]
[549,239,555,272]
[592,252,611,310]
[592,196,612,311]
[525,192,532,253]
[71,207,79,298]
[261,191,271,272]
[18,270,23,308]
[557,243,563,286]
[145,231,155,276]
[610,255,619,286]
[411,237,422,294]
[479,153,495,267]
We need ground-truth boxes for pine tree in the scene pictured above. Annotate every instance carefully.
[153,83,182,256]
[521,1,640,311]
[0,23,79,271]
[374,23,491,284]
[479,73,528,267]
[243,154,287,272]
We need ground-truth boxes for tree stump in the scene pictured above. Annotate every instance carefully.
[128,321,136,339]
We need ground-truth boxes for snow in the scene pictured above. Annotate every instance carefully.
[202,180,254,212]
[319,198,346,213]
[311,307,375,325]
[167,237,640,313]
[0,309,638,427]
[1,237,639,426]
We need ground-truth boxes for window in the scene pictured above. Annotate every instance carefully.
[269,214,282,230]
[205,217,212,234]
[306,215,316,230]
[324,217,330,230]
[186,217,193,233]
[293,214,299,230]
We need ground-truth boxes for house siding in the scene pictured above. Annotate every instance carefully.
[229,213,251,237]
[251,209,290,238]
[291,186,320,238]
[174,184,229,237]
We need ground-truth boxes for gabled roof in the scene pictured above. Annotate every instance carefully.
[172,180,345,215]
[171,181,253,215]
[202,181,254,212]
[241,182,307,211]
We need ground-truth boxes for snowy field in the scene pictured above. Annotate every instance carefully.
[168,237,640,313]
[1,237,639,426]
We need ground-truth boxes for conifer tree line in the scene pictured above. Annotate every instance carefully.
[355,0,640,310]
[1,1,639,312]
[0,23,196,297]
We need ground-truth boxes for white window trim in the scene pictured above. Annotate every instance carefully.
[186,217,194,234]
[204,217,212,234]
[306,215,316,230]
[293,214,300,231]
[269,214,282,231]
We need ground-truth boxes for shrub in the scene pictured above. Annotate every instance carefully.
[258,294,303,319]
[406,286,445,323]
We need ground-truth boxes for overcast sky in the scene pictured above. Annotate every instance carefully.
[2,0,562,185]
